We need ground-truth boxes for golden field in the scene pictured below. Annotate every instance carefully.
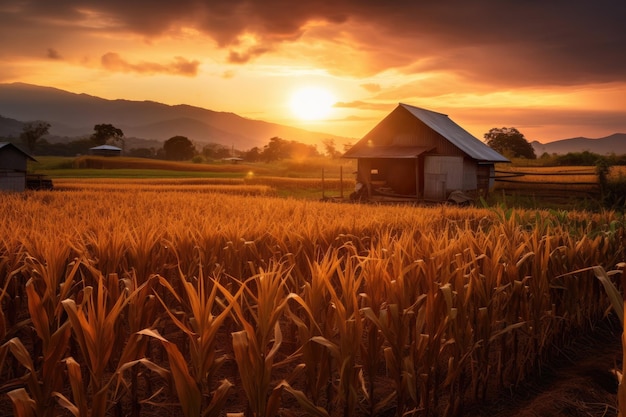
[1,188,625,417]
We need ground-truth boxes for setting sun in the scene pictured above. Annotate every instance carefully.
[289,87,336,121]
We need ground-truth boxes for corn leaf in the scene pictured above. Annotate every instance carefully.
[138,329,201,417]
[281,382,330,417]
[7,388,36,417]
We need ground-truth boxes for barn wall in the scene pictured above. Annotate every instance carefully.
[423,156,464,200]
[463,159,478,190]
[0,171,26,192]
[477,164,495,195]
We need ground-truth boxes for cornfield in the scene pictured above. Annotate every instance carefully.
[0,189,624,417]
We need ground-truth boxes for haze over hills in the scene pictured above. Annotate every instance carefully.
[1,82,625,156]
[531,134,626,156]
[0,83,352,150]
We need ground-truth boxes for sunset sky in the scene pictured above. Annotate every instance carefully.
[1,0,625,143]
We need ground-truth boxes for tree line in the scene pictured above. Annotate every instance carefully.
[7,119,625,166]
[2,119,350,162]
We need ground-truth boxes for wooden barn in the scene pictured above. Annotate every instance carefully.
[342,103,509,201]
[90,144,122,156]
[0,142,37,192]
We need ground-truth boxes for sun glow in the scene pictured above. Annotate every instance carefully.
[289,86,336,120]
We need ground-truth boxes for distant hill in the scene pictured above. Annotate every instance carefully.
[531,133,626,155]
[0,82,352,150]
[0,114,24,138]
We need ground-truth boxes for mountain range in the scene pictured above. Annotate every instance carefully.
[530,135,626,156]
[1,82,624,155]
[0,83,350,150]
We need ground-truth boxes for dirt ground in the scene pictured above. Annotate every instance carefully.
[465,321,622,417]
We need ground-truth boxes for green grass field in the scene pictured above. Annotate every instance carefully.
[36,168,246,178]
[29,155,354,179]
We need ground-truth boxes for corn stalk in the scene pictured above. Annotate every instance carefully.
[311,245,365,417]
[226,262,307,417]
[56,267,146,417]
[146,263,238,417]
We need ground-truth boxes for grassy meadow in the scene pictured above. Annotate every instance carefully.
[1,179,625,416]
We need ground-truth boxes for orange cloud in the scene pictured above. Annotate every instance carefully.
[334,101,394,110]
[3,1,625,87]
[46,48,62,60]
[360,83,381,93]
[101,53,199,76]
[228,46,271,64]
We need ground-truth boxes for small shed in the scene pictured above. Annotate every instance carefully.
[90,145,122,157]
[343,103,510,201]
[0,142,37,192]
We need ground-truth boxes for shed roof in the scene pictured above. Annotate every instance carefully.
[343,145,432,159]
[90,145,122,151]
[398,104,509,163]
[343,104,510,163]
[0,142,37,161]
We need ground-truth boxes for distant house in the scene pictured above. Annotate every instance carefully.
[0,142,37,192]
[343,103,510,201]
[90,145,122,157]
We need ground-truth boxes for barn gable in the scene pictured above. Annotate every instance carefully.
[0,142,37,192]
[344,103,509,163]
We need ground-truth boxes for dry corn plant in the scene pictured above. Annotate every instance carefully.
[555,263,626,417]
[0,255,82,417]
[282,249,338,416]
[140,261,239,417]
[2,190,626,417]
[225,261,313,417]
[0,237,30,336]
[310,243,366,417]
[357,232,433,417]
[361,257,428,417]
[55,264,151,417]
[115,270,163,417]
[55,181,275,196]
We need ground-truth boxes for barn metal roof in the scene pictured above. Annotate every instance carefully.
[343,145,432,159]
[90,145,122,151]
[0,142,37,161]
[399,104,510,163]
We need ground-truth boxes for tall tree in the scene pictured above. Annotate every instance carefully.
[262,137,289,162]
[163,136,196,160]
[91,124,124,146]
[20,120,50,153]
[484,127,536,159]
[322,138,342,158]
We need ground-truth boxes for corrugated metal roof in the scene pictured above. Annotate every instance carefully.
[399,104,510,163]
[0,142,37,161]
[90,145,122,151]
[343,145,432,159]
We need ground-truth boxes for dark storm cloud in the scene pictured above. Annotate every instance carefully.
[3,0,625,85]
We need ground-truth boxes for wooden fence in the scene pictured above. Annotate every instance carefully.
[493,167,601,201]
